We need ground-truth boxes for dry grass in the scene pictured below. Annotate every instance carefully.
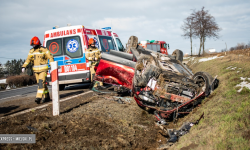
[170,54,250,150]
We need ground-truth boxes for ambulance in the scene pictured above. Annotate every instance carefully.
[43,25,124,90]
[139,40,169,55]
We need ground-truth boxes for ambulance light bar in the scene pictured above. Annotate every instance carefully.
[102,27,111,30]
[52,25,59,29]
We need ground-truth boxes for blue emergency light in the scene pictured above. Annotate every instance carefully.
[101,27,111,30]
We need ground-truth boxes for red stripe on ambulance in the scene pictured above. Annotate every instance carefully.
[62,63,87,73]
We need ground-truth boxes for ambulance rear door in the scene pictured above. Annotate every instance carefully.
[44,26,90,85]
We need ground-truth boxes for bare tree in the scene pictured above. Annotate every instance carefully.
[188,7,221,56]
[181,16,196,55]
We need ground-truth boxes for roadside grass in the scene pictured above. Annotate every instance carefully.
[170,54,250,150]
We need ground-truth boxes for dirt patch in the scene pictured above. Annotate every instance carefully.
[243,130,250,141]
[0,92,164,149]
[180,143,198,150]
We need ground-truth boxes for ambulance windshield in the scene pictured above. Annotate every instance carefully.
[98,36,115,52]
[115,38,125,51]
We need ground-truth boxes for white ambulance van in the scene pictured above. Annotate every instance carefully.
[43,25,124,90]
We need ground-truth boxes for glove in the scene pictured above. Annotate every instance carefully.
[22,68,25,73]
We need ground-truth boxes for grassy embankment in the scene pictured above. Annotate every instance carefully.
[171,54,250,150]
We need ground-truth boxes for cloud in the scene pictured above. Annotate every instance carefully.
[0,0,250,63]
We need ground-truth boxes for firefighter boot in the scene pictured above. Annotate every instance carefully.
[35,98,42,104]
[45,93,51,102]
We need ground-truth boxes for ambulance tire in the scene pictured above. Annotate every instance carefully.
[172,49,183,62]
[59,84,65,91]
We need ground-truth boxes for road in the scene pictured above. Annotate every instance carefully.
[0,83,92,101]
[0,83,93,117]
[0,85,47,101]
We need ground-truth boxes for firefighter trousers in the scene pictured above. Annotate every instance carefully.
[35,71,49,99]
[90,65,103,87]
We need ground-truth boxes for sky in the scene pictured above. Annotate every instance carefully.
[0,0,249,64]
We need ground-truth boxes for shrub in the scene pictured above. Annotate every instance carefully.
[6,75,36,87]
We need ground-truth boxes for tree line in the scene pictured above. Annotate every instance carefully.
[0,59,27,78]
[221,41,250,52]
[181,7,221,56]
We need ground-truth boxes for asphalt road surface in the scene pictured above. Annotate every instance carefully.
[0,83,91,102]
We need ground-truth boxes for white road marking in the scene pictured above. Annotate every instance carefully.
[0,90,93,119]
[0,87,52,101]
[0,85,39,93]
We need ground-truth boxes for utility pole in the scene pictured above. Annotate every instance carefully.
[194,44,196,55]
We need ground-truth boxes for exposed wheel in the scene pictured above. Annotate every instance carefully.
[133,55,161,87]
[59,84,65,91]
[126,36,138,53]
[192,72,211,96]
[172,49,183,62]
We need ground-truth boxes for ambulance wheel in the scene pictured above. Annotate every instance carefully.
[59,84,65,91]
[172,49,183,62]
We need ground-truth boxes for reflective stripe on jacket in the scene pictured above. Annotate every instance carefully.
[22,46,54,72]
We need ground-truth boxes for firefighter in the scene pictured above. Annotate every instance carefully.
[85,38,104,89]
[22,36,54,104]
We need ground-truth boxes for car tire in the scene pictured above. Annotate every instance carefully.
[192,72,211,97]
[172,49,183,62]
[133,55,161,87]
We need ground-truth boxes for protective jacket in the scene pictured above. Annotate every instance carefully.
[22,46,54,72]
[85,47,101,65]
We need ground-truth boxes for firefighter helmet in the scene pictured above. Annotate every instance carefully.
[88,38,95,45]
[30,36,41,46]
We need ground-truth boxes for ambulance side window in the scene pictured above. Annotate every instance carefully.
[63,36,83,58]
[46,38,63,56]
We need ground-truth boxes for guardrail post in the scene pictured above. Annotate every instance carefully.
[51,61,60,116]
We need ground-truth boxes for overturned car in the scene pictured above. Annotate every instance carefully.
[93,36,218,121]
